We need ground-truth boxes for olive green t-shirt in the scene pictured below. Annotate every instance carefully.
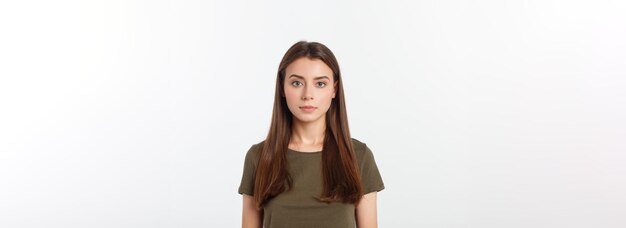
[238,138,385,228]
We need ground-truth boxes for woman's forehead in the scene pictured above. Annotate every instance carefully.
[285,57,333,79]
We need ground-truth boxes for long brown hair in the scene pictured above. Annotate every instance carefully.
[253,41,363,209]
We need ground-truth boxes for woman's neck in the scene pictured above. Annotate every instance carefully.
[290,118,326,146]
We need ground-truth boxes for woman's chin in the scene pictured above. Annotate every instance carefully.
[293,115,324,124]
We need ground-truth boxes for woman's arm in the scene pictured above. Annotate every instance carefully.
[242,194,263,228]
[355,192,378,228]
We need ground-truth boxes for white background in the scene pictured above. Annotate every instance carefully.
[1,0,625,227]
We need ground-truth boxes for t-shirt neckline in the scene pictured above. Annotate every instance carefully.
[287,148,322,154]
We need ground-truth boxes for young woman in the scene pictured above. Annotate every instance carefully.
[238,41,385,228]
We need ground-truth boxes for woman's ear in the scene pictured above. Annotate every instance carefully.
[332,81,338,98]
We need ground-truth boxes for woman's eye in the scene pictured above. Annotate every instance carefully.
[291,81,303,87]
[316,82,327,87]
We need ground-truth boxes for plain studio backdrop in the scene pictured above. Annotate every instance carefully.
[0,0,624,227]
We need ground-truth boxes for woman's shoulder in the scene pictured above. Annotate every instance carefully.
[244,140,265,161]
[350,137,366,149]
[250,140,265,150]
[350,138,373,157]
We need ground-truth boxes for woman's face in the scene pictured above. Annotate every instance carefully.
[283,57,337,124]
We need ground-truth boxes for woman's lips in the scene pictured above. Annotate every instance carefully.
[299,106,317,113]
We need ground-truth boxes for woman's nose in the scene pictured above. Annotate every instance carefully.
[301,85,314,100]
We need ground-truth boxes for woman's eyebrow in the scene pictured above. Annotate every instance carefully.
[288,74,330,80]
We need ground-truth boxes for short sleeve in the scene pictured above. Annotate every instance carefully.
[360,144,385,194]
[238,144,260,196]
